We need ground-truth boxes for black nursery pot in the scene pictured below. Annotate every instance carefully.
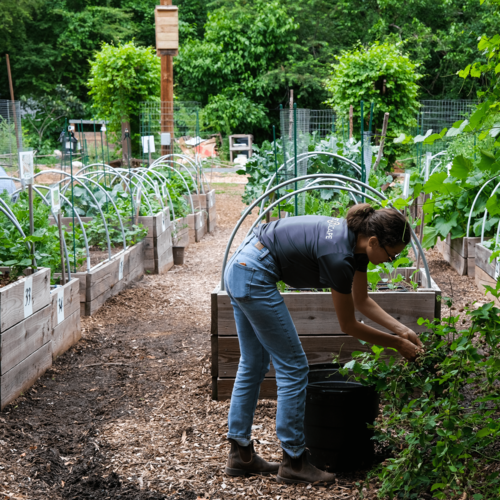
[304,364,379,472]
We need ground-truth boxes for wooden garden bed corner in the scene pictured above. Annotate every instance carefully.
[1,268,52,410]
[210,267,441,401]
[172,217,190,248]
[191,189,217,233]
[474,243,500,306]
[50,278,81,360]
[437,235,482,277]
[139,207,174,275]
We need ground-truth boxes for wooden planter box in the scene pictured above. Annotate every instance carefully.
[1,268,52,410]
[211,268,441,401]
[191,190,217,233]
[71,242,145,316]
[474,243,500,306]
[172,217,190,248]
[50,278,81,360]
[437,235,482,277]
[139,208,174,275]
[187,211,207,243]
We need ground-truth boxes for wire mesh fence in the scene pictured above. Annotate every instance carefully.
[0,99,23,173]
[139,101,219,161]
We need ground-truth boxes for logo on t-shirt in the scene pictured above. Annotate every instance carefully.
[326,218,341,239]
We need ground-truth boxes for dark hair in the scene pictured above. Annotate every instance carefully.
[346,203,411,247]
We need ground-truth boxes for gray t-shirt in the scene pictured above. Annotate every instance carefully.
[254,216,368,294]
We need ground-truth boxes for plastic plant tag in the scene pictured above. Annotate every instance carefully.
[161,184,167,200]
[19,150,34,185]
[118,255,125,281]
[495,261,499,281]
[56,288,64,325]
[24,275,33,318]
[402,173,410,198]
[50,185,61,214]
[424,152,432,182]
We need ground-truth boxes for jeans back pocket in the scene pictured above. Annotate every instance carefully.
[226,261,254,302]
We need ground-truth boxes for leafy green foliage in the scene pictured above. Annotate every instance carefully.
[87,41,160,151]
[341,292,500,499]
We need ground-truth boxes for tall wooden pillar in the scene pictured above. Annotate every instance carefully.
[157,0,178,157]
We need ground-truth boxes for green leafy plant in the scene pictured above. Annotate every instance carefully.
[338,288,500,499]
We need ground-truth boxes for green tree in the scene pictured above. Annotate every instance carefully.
[325,41,421,135]
[87,41,160,153]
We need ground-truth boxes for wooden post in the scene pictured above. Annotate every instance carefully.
[160,0,175,157]
[349,105,354,140]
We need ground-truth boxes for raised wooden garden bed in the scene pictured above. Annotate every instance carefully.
[71,242,145,316]
[474,243,500,306]
[211,268,441,401]
[139,208,173,275]
[437,235,482,277]
[50,278,81,360]
[1,268,52,410]
[191,190,217,233]
[187,211,207,244]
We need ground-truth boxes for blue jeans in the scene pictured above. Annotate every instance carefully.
[224,235,308,458]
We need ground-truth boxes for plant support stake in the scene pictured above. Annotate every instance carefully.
[273,125,281,219]
[293,103,298,216]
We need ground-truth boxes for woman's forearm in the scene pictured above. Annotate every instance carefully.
[355,296,408,336]
[343,318,403,350]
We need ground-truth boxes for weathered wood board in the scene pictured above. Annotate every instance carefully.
[0,268,51,333]
[207,206,217,233]
[142,208,173,274]
[474,243,499,306]
[172,217,189,248]
[50,278,81,359]
[211,267,441,400]
[1,341,52,410]
[187,212,206,243]
[437,235,482,277]
[0,305,51,375]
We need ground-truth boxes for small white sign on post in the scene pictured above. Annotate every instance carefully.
[141,136,156,154]
[160,133,171,146]
[118,255,125,281]
[50,185,61,214]
[24,275,33,318]
[19,150,34,185]
[402,173,410,198]
[56,288,65,325]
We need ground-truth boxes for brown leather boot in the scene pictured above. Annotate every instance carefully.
[276,450,336,484]
[225,439,280,476]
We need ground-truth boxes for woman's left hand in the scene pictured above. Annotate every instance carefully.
[398,328,423,348]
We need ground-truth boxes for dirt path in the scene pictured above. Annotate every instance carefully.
[0,183,486,500]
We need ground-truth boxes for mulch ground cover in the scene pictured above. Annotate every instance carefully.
[0,181,489,499]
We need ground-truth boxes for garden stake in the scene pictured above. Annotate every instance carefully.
[293,103,298,216]
[68,126,77,273]
[57,212,67,285]
[368,102,374,133]
[93,117,98,163]
[273,125,281,219]
[360,101,365,199]
[373,112,390,170]
[349,105,353,139]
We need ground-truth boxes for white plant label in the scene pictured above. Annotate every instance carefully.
[402,173,410,198]
[50,185,61,214]
[56,288,64,325]
[19,150,34,184]
[495,261,499,281]
[24,275,33,318]
[118,256,125,281]
[161,184,167,200]
[424,152,432,182]
[161,212,166,232]
[141,135,155,154]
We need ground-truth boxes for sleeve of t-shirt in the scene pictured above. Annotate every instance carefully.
[355,254,369,273]
[317,253,356,294]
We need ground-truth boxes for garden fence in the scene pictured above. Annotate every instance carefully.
[0,99,23,172]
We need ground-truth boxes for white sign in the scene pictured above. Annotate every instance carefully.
[161,184,167,200]
[19,150,34,184]
[50,185,61,214]
[118,255,125,281]
[402,173,410,198]
[495,261,499,281]
[56,288,64,325]
[24,275,33,318]
[161,212,166,232]
[424,152,432,182]
[141,135,155,154]
[160,133,171,146]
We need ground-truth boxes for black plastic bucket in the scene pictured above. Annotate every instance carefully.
[307,363,343,384]
[304,368,379,472]
[172,247,185,266]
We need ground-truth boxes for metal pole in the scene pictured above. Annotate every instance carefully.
[5,54,21,152]
[68,124,77,273]
[57,213,67,285]
[93,118,98,163]
[273,125,280,219]
[368,102,374,134]
[293,103,298,216]
[360,101,365,197]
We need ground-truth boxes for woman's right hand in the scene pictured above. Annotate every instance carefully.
[397,337,423,361]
